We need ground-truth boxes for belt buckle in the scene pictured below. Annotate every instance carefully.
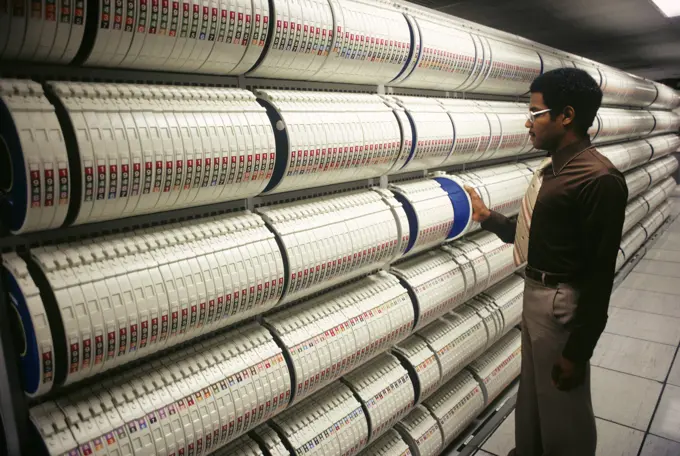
[540,272,547,286]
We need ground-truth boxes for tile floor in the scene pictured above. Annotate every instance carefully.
[474,193,680,456]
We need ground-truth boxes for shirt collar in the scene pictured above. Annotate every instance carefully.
[549,137,593,176]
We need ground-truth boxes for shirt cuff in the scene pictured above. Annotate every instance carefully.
[480,211,507,231]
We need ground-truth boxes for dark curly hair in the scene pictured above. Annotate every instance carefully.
[530,68,603,136]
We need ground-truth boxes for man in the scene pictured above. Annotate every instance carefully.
[465,68,628,456]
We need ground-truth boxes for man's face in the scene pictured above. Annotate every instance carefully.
[526,92,563,151]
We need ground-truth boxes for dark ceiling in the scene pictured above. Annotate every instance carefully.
[409,0,680,86]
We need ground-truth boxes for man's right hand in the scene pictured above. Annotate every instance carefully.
[464,185,492,223]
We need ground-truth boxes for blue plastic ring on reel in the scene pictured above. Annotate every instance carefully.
[0,100,29,233]
[391,191,418,254]
[434,176,472,240]
[3,269,41,395]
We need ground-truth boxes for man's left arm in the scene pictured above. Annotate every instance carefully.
[557,173,628,386]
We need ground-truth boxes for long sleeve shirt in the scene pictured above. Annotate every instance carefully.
[481,138,629,362]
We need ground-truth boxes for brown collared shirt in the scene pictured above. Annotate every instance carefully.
[481,138,629,362]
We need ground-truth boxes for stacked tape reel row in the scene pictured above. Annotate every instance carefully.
[30,322,292,456]
[4,210,287,397]
[6,151,674,398]
[48,82,275,226]
[3,77,678,234]
[394,274,523,404]
[368,330,522,456]
[3,1,680,109]
[255,90,409,194]
[30,190,671,456]
[225,285,524,456]
[600,135,680,174]
[391,231,519,330]
[262,272,415,404]
[617,201,674,272]
[622,177,676,235]
[625,156,679,202]
[256,189,410,306]
[25,265,524,456]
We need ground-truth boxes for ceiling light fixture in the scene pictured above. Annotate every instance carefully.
[651,0,680,17]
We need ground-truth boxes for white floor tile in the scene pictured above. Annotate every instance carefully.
[591,333,676,381]
[668,355,680,388]
[634,259,680,278]
[595,419,644,456]
[645,247,680,263]
[605,307,680,346]
[591,366,663,431]
[473,450,497,456]
[640,434,680,456]
[653,233,680,252]
[650,384,680,443]
[482,411,514,456]
[611,288,680,318]
[622,272,680,296]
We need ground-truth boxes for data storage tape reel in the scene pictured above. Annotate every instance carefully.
[2,253,56,397]
[270,382,370,456]
[250,424,290,456]
[419,307,488,385]
[247,0,334,80]
[390,16,478,92]
[442,240,491,302]
[465,40,541,97]
[0,79,71,233]
[358,428,414,456]
[392,336,442,404]
[82,0,268,74]
[258,190,407,306]
[312,0,412,84]
[625,167,653,201]
[647,134,680,161]
[640,205,669,239]
[466,231,517,287]
[617,225,646,272]
[23,211,286,390]
[437,99,494,166]
[394,404,443,456]
[599,139,653,174]
[593,108,656,144]
[640,178,677,217]
[385,96,454,172]
[479,274,525,333]
[389,180,455,257]
[343,353,416,442]
[0,0,85,63]
[390,249,468,330]
[650,111,680,135]
[422,370,485,447]
[47,82,275,226]
[432,175,473,242]
[255,90,404,194]
[465,299,505,347]
[627,196,653,234]
[213,433,265,456]
[466,328,522,406]
[651,82,680,110]
[264,272,415,404]
[467,100,532,161]
[30,402,81,456]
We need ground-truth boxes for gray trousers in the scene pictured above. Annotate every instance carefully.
[515,277,597,456]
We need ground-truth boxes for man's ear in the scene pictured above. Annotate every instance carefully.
[562,106,575,127]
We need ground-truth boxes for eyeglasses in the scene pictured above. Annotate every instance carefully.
[527,108,551,123]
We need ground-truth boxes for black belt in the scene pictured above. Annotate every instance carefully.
[525,266,576,287]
